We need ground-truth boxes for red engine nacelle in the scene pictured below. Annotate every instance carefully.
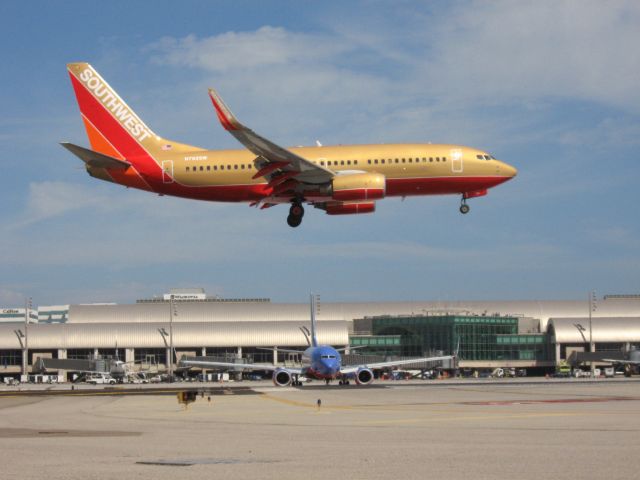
[273,368,292,387]
[355,367,374,385]
[325,201,376,215]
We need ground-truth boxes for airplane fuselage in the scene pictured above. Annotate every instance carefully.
[89,142,516,204]
[301,345,342,380]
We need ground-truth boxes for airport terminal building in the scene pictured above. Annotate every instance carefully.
[1,289,639,380]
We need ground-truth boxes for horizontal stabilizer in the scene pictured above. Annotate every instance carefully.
[60,142,131,170]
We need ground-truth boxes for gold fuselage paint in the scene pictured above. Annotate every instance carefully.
[152,143,515,189]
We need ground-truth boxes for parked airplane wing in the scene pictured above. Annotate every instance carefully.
[340,355,454,374]
[208,88,334,185]
[181,358,303,374]
[603,359,640,365]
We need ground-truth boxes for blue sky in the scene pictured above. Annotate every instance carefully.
[1,1,639,306]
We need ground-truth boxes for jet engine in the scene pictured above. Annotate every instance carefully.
[332,173,385,201]
[325,201,376,215]
[273,368,293,387]
[355,367,374,385]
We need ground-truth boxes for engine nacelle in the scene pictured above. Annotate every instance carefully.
[332,173,385,201]
[273,368,292,387]
[355,367,374,385]
[325,201,376,215]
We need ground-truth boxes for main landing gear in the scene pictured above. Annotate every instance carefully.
[459,197,470,215]
[287,201,304,228]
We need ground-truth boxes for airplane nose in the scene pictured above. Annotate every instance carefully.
[504,164,517,178]
[497,161,517,178]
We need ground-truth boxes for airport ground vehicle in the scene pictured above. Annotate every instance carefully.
[86,373,117,385]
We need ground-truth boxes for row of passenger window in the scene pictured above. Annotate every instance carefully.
[367,156,445,165]
[184,155,447,173]
[186,164,254,172]
[319,157,446,166]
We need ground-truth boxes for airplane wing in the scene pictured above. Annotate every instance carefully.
[602,359,640,365]
[181,358,303,375]
[208,88,334,188]
[340,355,454,375]
[256,347,306,355]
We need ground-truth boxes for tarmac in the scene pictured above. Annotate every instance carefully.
[1,378,640,479]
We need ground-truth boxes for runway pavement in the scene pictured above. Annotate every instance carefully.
[1,379,639,479]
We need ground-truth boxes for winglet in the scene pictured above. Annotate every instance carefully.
[208,88,242,131]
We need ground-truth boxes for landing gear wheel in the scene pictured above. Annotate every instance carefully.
[287,214,302,228]
[287,202,304,227]
[459,203,470,214]
[290,203,304,218]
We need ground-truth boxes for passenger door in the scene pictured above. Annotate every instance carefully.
[162,160,174,183]
[450,149,463,173]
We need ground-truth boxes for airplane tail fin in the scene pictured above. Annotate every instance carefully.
[65,63,200,174]
[309,293,319,347]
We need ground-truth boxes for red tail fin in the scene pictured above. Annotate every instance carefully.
[66,63,201,182]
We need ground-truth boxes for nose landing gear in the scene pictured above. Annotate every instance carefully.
[287,201,304,227]
[459,197,470,214]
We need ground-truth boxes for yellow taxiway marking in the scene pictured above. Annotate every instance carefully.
[358,411,587,426]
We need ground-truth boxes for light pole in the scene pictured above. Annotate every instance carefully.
[158,327,169,378]
[168,295,177,382]
[23,297,31,376]
[573,323,587,373]
[14,329,26,376]
[589,291,597,378]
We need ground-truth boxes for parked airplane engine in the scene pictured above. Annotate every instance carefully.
[325,201,376,215]
[273,368,293,387]
[355,367,374,385]
[331,172,385,201]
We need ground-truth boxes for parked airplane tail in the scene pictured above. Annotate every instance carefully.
[310,293,319,347]
[65,63,201,178]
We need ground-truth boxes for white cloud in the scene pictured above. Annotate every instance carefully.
[421,1,640,111]
[142,2,640,154]
[19,181,107,226]
[148,26,349,73]
[588,226,640,250]
[0,287,28,306]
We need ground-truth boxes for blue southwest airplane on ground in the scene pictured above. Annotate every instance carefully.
[181,295,454,386]
[62,63,517,227]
